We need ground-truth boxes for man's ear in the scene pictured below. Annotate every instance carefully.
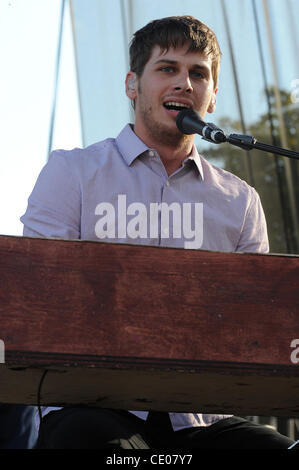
[125,72,137,99]
[207,88,218,114]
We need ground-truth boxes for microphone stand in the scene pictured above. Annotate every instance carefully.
[221,133,299,161]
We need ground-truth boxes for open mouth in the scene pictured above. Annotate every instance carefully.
[163,101,191,112]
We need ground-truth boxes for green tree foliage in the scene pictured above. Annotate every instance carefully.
[201,87,299,253]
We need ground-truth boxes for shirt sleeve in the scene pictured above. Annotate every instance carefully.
[236,187,269,254]
[20,150,81,239]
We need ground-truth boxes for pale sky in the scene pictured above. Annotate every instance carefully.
[0,0,82,236]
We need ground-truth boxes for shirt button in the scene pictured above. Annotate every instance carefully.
[165,181,170,187]
[149,150,155,157]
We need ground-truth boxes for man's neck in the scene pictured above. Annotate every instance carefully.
[154,141,194,176]
[133,125,195,176]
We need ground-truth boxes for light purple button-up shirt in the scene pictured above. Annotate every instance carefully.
[21,124,269,431]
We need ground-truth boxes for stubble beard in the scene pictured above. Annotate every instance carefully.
[139,104,191,148]
[136,83,192,149]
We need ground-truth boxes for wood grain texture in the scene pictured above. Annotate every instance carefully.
[0,235,299,416]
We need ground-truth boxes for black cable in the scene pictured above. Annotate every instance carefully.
[37,369,49,426]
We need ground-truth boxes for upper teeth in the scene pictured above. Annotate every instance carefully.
[165,102,190,108]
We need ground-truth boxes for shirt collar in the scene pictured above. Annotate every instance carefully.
[184,146,204,180]
[116,124,149,165]
[116,123,204,180]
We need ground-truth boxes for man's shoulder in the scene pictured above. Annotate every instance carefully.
[46,138,122,180]
[49,137,117,162]
[50,124,133,164]
[201,155,255,198]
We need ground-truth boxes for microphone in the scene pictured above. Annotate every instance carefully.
[176,108,226,144]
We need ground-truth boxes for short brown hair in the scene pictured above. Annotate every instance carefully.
[129,16,222,88]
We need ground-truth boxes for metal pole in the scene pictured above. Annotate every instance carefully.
[220,0,255,187]
[252,0,292,253]
[286,0,299,76]
[47,0,66,159]
[120,0,135,123]
[69,0,85,148]
[262,0,299,251]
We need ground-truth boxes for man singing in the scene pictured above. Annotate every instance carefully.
[21,16,294,449]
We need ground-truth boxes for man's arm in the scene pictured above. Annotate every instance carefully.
[236,187,269,254]
[18,151,82,438]
[21,150,81,239]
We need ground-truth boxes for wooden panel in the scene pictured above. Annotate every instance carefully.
[0,235,299,416]
[2,359,299,417]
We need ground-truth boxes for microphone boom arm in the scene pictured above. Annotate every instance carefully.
[224,133,299,161]
[175,109,299,160]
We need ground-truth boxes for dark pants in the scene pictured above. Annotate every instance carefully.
[0,405,37,449]
[35,407,294,449]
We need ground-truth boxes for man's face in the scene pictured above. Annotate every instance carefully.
[126,44,218,147]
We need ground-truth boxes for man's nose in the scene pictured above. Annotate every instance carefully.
[174,72,193,93]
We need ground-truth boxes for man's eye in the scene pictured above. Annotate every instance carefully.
[160,66,174,72]
[191,71,204,78]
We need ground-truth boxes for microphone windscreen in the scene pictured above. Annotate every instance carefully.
[176,108,203,134]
